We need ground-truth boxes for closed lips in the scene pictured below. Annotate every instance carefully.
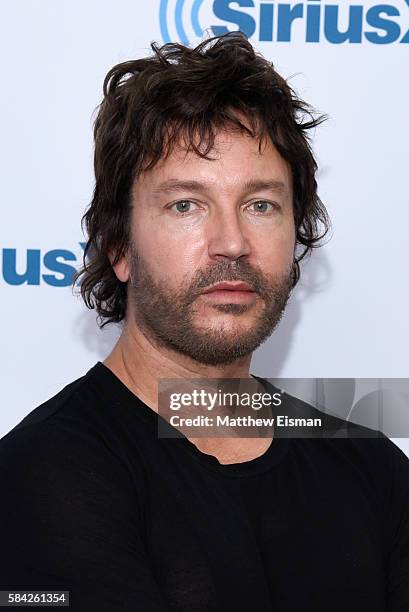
[202,282,254,293]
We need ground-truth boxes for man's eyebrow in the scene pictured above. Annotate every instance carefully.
[151,178,288,196]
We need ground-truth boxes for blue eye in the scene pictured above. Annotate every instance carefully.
[248,201,276,214]
[171,200,198,214]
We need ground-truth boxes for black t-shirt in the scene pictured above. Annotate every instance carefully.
[0,362,408,611]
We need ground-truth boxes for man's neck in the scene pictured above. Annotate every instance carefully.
[103,321,272,465]
[103,319,253,413]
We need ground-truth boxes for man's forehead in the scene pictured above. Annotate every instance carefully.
[135,130,291,193]
[149,177,290,197]
[167,127,272,160]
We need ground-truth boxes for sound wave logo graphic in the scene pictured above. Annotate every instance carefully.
[160,0,205,45]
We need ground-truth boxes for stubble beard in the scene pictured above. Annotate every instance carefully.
[127,245,294,366]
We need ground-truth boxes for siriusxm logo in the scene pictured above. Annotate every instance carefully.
[1,244,86,287]
[159,0,409,45]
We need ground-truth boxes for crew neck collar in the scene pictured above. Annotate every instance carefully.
[88,361,291,477]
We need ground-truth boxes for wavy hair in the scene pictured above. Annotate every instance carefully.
[73,31,330,327]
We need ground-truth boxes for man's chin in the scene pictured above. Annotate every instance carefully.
[141,312,276,366]
[192,320,258,339]
[170,322,271,366]
[192,301,263,327]
[196,292,260,315]
[173,339,257,366]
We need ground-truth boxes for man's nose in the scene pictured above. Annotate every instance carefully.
[206,208,251,261]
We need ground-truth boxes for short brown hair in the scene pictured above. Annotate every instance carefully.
[73,32,330,327]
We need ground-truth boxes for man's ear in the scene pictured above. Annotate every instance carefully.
[108,250,130,283]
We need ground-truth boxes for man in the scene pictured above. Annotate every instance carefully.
[0,32,408,611]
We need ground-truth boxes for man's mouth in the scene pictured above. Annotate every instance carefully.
[201,281,254,294]
[200,281,257,305]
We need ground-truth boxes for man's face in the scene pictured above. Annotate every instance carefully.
[115,127,296,366]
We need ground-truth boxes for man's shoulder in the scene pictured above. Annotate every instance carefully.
[0,363,148,502]
[0,363,104,443]
[0,362,135,473]
[0,365,99,460]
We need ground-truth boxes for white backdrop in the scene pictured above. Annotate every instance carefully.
[1,0,408,455]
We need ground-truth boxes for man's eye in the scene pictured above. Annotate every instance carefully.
[247,201,277,214]
[170,200,199,214]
